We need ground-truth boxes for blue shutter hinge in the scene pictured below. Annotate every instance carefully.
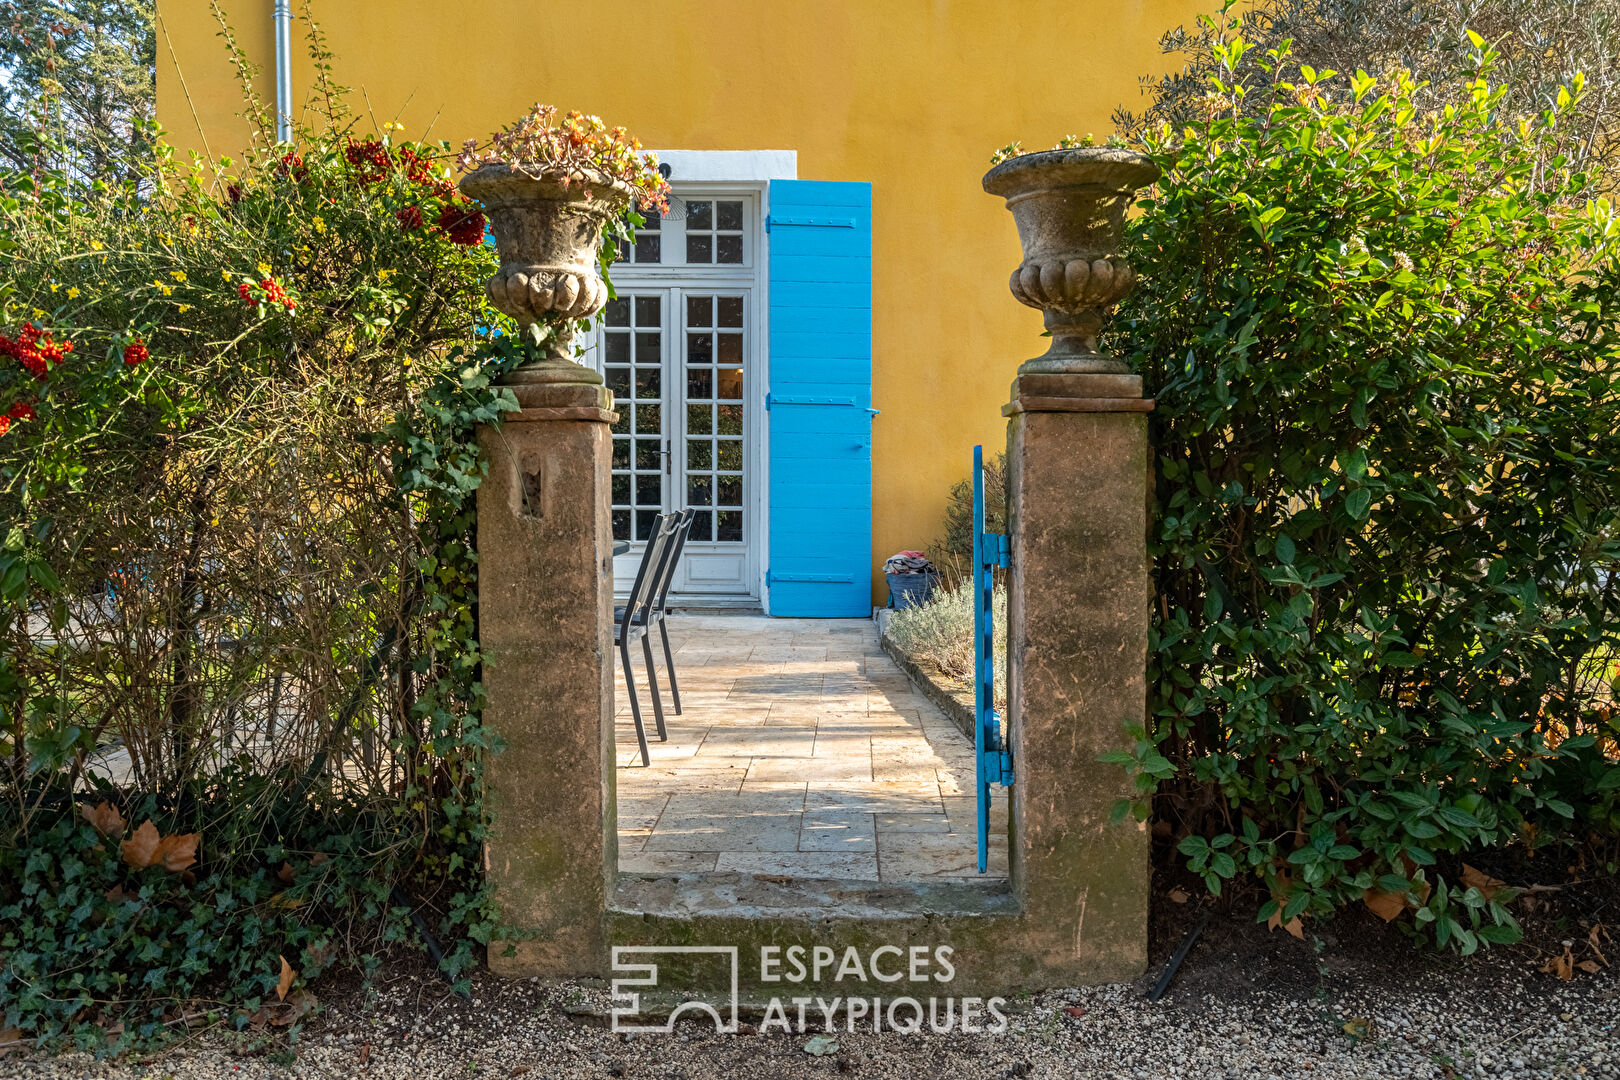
[766,393,857,408]
[766,214,856,232]
[999,751,1014,784]
[990,533,1010,569]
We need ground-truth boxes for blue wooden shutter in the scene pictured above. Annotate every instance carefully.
[765,180,873,617]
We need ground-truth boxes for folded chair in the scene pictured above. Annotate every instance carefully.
[615,514,676,766]
[647,508,695,715]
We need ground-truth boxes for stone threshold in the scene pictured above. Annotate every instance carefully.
[612,871,1018,920]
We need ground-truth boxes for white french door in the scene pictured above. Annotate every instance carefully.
[596,190,763,601]
[600,285,757,597]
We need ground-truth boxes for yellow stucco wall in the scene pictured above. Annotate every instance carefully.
[155,0,1203,602]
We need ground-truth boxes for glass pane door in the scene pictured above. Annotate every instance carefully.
[600,286,754,598]
[604,293,667,544]
[682,292,746,546]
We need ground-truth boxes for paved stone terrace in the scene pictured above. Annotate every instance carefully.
[613,615,1007,884]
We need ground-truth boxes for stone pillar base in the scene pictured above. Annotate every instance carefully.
[477,381,617,977]
[1002,369,1153,984]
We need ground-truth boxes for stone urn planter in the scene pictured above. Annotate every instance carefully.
[458,163,634,390]
[982,148,1159,374]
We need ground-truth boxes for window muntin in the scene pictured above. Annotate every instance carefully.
[606,294,666,542]
[683,292,746,543]
[609,196,751,268]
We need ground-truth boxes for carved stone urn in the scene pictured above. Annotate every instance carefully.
[982,148,1159,374]
[458,163,633,391]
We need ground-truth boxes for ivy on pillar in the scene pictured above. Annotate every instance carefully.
[462,162,632,977]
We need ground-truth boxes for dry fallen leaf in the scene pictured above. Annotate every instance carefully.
[1577,960,1601,974]
[1062,1006,1087,1019]
[154,832,199,874]
[1541,945,1576,981]
[1282,916,1305,940]
[79,801,126,838]
[1343,1017,1371,1039]
[276,956,295,1002]
[120,820,161,870]
[1589,923,1611,967]
[1363,888,1408,923]
[1462,864,1506,901]
[278,861,296,884]
[271,989,317,1025]
[1168,888,1190,904]
[0,1026,23,1058]
[359,1041,371,1065]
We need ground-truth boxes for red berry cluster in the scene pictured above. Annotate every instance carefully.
[0,400,38,437]
[344,137,448,193]
[238,278,297,312]
[341,137,443,191]
[123,339,149,366]
[1,322,74,380]
[342,135,484,245]
[275,151,309,184]
[437,200,487,246]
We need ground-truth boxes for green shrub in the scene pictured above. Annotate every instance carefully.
[928,451,1008,579]
[885,578,1006,708]
[1110,14,1620,950]
[0,11,525,1050]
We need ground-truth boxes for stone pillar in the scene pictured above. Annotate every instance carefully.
[477,373,617,977]
[1003,371,1152,984]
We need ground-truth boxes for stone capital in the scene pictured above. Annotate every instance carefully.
[503,379,616,416]
[1003,372,1154,416]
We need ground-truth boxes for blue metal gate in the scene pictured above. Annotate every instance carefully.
[971,445,1013,872]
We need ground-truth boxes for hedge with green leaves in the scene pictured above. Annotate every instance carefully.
[1110,20,1620,951]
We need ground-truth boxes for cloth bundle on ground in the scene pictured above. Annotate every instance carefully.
[884,550,935,575]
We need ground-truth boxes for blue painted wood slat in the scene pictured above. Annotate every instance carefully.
[766,179,873,617]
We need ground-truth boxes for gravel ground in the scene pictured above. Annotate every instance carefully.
[4,946,1615,1080]
[6,861,1616,1080]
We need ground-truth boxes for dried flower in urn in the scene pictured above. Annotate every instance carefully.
[457,105,670,214]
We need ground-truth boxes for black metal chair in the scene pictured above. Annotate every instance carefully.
[648,508,695,715]
[615,514,676,766]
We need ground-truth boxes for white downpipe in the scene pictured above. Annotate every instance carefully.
[273,0,293,143]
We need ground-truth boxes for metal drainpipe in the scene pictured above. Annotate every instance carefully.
[273,0,293,143]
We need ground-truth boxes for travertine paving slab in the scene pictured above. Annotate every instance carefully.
[621,851,718,874]
[613,615,1005,884]
[805,780,944,815]
[879,832,1010,882]
[798,809,876,852]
